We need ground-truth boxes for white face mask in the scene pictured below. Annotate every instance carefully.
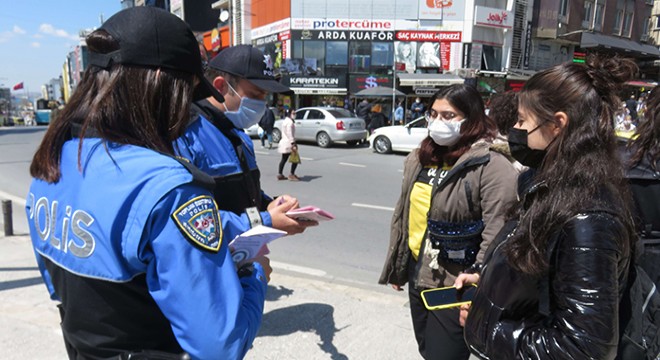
[428,118,465,146]
[222,82,267,129]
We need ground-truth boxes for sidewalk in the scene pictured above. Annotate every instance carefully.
[0,234,419,360]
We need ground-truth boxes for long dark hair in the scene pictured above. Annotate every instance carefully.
[418,84,497,166]
[30,30,196,183]
[628,86,660,171]
[506,56,638,275]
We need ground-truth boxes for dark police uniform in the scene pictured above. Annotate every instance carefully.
[26,138,267,359]
[175,99,272,232]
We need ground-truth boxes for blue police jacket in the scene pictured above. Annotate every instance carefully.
[26,138,267,360]
[175,100,272,237]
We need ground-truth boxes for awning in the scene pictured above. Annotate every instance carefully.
[625,80,657,88]
[580,32,660,57]
[397,73,465,87]
[290,88,348,95]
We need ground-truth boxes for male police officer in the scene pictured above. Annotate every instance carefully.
[175,45,315,243]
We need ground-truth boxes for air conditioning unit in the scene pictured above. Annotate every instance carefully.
[641,34,649,42]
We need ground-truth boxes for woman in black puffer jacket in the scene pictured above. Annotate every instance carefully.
[455,56,638,359]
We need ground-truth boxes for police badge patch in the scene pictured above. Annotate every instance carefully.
[172,195,222,252]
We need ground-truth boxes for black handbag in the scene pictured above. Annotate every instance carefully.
[427,219,484,266]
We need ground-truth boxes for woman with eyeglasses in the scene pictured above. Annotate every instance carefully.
[379,83,520,359]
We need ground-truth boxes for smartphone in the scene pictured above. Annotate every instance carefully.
[421,284,477,311]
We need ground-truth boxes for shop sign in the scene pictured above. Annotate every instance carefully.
[211,28,220,51]
[414,88,438,96]
[474,6,513,29]
[506,80,525,92]
[279,30,290,41]
[523,21,532,68]
[293,30,394,41]
[418,0,465,21]
[283,76,346,89]
[253,33,279,46]
[349,74,393,93]
[251,18,291,39]
[292,18,394,31]
[395,31,461,42]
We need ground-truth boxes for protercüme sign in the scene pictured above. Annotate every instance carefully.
[292,18,394,31]
[292,30,394,41]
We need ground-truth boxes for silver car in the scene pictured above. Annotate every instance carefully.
[272,107,368,148]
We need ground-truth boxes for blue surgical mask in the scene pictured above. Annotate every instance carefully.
[222,83,267,129]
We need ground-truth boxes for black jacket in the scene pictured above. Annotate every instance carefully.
[464,183,632,359]
[258,108,275,133]
[367,112,387,132]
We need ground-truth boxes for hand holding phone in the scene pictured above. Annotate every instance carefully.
[285,206,334,222]
[421,284,477,311]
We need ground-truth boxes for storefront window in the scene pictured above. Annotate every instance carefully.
[293,40,303,59]
[349,42,371,73]
[325,66,348,78]
[326,42,348,65]
[371,42,393,67]
[303,41,325,74]
[481,45,502,71]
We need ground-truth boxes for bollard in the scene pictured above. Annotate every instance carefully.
[2,199,13,236]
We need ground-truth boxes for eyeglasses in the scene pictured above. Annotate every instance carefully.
[425,110,460,121]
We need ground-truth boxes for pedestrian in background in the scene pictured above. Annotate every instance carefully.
[456,56,638,359]
[394,101,404,125]
[259,106,275,149]
[25,7,271,359]
[410,97,425,121]
[278,108,300,181]
[620,85,660,285]
[368,103,388,133]
[379,84,519,360]
[487,91,525,172]
[175,44,311,239]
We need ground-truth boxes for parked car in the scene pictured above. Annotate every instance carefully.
[272,107,368,148]
[369,116,428,154]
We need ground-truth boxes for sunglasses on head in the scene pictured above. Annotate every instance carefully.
[425,110,459,121]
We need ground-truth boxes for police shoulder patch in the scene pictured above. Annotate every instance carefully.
[171,195,223,252]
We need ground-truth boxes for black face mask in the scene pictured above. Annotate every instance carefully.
[507,126,547,168]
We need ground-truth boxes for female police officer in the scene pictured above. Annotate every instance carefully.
[25,7,272,359]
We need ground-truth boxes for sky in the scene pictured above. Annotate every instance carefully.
[0,1,121,96]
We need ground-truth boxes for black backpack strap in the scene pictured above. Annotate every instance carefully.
[170,156,216,192]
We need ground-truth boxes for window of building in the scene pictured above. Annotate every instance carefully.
[325,66,347,78]
[583,1,593,26]
[613,10,624,34]
[326,42,348,66]
[349,42,371,73]
[371,42,393,67]
[559,0,569,22]
[655,16,660,30]
[622,11,634,37]
[302,41,325,73]
[291,40,303,59]
[594,2,604,31]
[482,45,502,71]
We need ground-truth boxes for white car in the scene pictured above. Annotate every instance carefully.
[272,107,367,148]
[369,116,428,154]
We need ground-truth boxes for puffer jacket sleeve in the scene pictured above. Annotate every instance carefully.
[378,151,418,286]
[477,213,628,360]
[476,152,519,264]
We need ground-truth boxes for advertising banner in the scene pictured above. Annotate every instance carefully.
[349,74,393,93]
[395,31,461,42]
[292,18,394,31]
[474,6,513,29]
